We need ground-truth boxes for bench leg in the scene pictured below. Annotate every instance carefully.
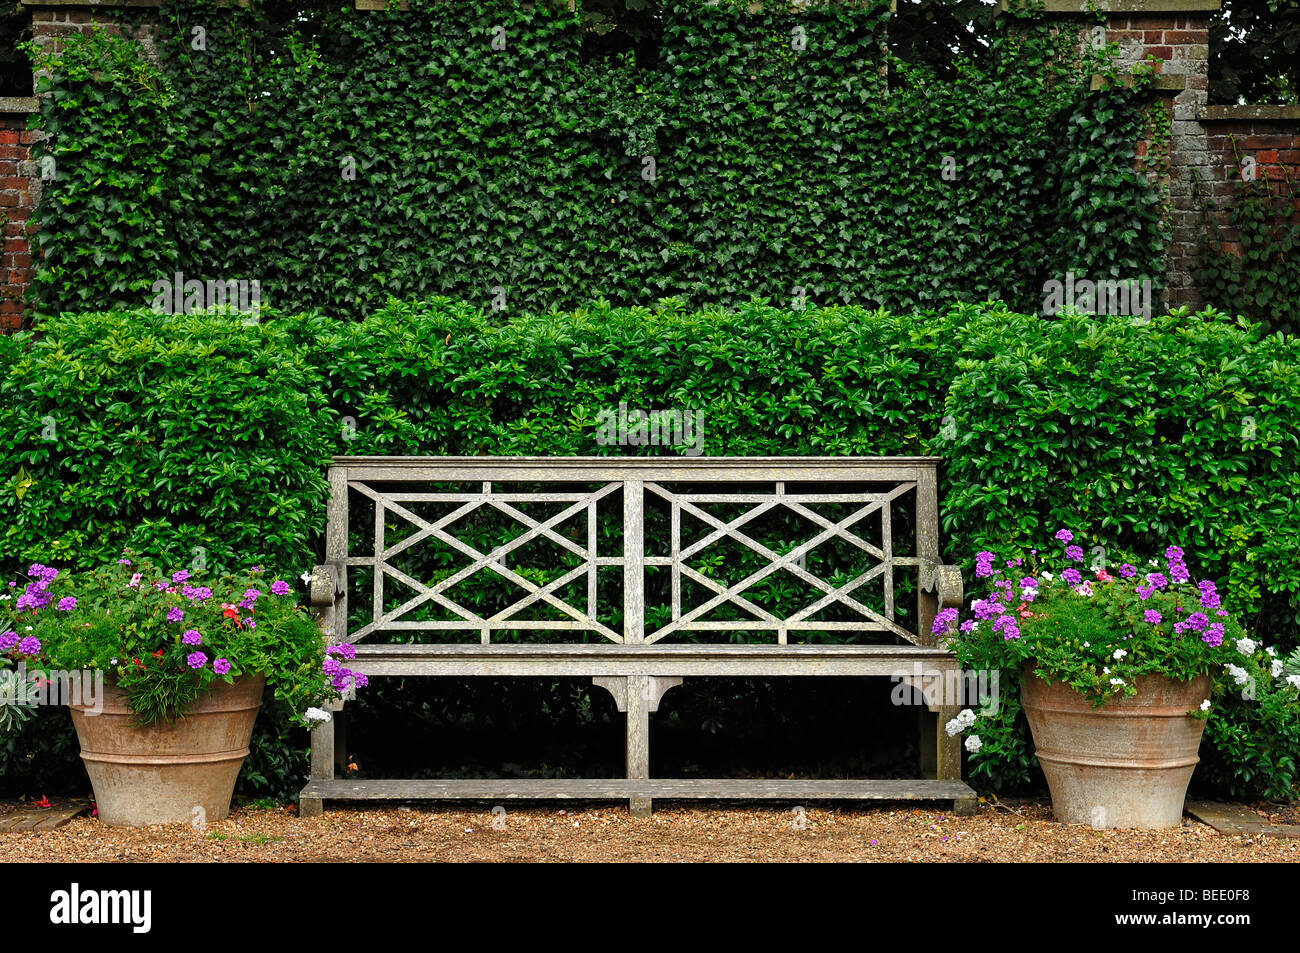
[594,675,681,817]
[627,674,652,817]
[934,703,977,815]
[300,711,336,820]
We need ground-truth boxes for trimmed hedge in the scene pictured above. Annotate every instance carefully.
[2,301,1298,798]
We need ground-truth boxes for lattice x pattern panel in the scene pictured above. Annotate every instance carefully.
[324,457,945,647]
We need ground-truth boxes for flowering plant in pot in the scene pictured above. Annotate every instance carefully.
[1,554,368,826]
[935,530,1300,829]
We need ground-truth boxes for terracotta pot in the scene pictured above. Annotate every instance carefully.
[1021,666,1209,829]
[68,675,265,827]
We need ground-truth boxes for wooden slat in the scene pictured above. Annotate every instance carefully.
[300,778,976,801]
[345,643,961,677]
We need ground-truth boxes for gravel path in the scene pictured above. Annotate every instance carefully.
[2,798,1298,862]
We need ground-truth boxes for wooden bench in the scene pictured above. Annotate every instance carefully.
[299,456,975,817]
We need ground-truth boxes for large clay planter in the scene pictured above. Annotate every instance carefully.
[1021,666,1209,829]
[68,676,265,827]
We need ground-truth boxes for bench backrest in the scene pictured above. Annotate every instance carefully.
[316,456,958,649]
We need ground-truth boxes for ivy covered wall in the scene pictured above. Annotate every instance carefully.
[19,0,1169,320]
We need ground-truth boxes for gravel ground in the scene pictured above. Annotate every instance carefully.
[2,798,1298,862]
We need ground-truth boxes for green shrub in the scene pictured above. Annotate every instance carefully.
[0,308,338,576]
[3,302,1297,800]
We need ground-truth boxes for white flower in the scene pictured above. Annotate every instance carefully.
[1082,642,1090,648]
[109,658,119,666]
[303,707,332,725]
[1075,582,1094,597]
[1200,699,1211,711]
[1224,664,1251,687]
[1110,678,1125,686]
[964,735,983,753]
[944,718,963,737]
[1103,666,1110,674]
[1287,675,1300,691]
[24,626,31,631]
[300,571,313,584]
[1271,660,1284,678]
[1266,646,1277,657]
[957,708,976,728]
[1112,649,1127,660]
[1041,571,1053,581]
[1236,638,1256,656]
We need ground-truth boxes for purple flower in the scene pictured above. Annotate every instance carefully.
[1118,563,1136,578]
[1136,585,1155,601]
[959,620,976,634]
[270,580,291,596]
[1174,621,1188,635]
[354,672,369,688]
[167,607,184,624]
[189,586,212,602]
[1145,573,1168,591]
[172,569,190,583]
[1165,545,1183,561]
[326,643,357,660]
[1062,568,1082,587]
[1202,624,1224,647]
[323,658,343,676]
[213,658,231,675]
[1169,562,1190,584]
[1215,609,1229,617]
[1064,545,1084,562]
[1144,610,1162,625]
[17,636,41,655]
[974,551,996,578]
[182,629,202,646]
[0,631,19,651]
[1054,529,1074,544]
[1185,612,1209,632]
[186,652,208,669]
[56,597,77,612]
[117,558,132,565]
[241,588,261,604]
[1019,577,1038,589]
[1198,580,1217,593]
[931,608,960,635]
[972,598,1002,621]
[1201,590,1221,609]
[154,581,168,591]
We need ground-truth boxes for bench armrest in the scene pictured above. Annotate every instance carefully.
[309,564,340,607]
[921,562,964,609]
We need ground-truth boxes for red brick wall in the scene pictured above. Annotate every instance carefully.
[0,112,37,332]
[1197,119,1300,253]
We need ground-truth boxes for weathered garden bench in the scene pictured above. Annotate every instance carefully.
[300,456,974,817]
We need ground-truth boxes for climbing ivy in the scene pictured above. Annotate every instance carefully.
[24,0,1167,319]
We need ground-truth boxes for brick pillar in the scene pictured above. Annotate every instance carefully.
[0,1,161,330]
[1041,0,1217,310]
[0,101,38,332]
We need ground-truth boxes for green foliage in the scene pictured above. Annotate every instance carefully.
[25,0,1165,319]
[0,308,337,575]
[940,307,1300,640]
[1199,650,1300,800]
[1196,167,1300,337]
[3,301,1298,798]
